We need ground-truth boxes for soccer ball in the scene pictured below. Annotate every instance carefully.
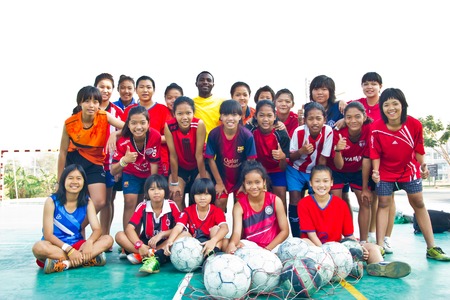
[235,247,283,294]
[277,237,310,263]
[303,245,335,285]
[340,238,364,261]
[280,257,323,298]
[322,242,353,282]
[170,236,204,272]
[203,253,251,299]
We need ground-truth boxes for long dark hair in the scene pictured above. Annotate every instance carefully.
[54,164,89,207]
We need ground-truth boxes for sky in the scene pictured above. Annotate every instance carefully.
[1,0,449,150]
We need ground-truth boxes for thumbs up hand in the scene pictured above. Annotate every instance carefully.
[272,143,286,161]
[335,134,346,152]
[124,145,138,164]
[300,139,314,155]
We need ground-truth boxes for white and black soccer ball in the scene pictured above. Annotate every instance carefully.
[203,253,251,299]
[276,237,309,263]
[170,236,204,272]
[340,238,364,262]
[322,242,353,282]
[235,247,283,294]
[303,245,335,285]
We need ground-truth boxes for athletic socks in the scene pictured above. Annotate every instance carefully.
[289,204,300,237]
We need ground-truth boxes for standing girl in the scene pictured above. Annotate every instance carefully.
[225,161,289,253]
[164,96,208,210]
[328,101,373,242]
[246,100,290,214]
[164,178,229,257]
[58,86,124,213]
[286,102,333,237]
[124,76,172,177]
[205,99,257,212]
[94,73,125,239]
[350,72,396,252]
[115,174,180,273]
[32,164,113,274]
[371,88,450,261]
[111,106,161,232]
[230,81,255,124]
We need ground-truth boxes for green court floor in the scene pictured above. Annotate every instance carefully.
[1,190,449,299]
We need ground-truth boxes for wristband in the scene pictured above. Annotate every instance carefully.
[119,157,128,167]
[170,181,179,186]
[61,243,70,252]
[67,248,75,257]
[335,149,340,152]
[134,240,144,250]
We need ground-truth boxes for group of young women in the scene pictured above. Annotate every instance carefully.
[32,71,450,276]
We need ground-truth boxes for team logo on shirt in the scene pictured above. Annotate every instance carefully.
[265,206,274,215]
[146,147,157,157]
[359,141,366,147]
[237,146,244,153]
[55,214,62,220]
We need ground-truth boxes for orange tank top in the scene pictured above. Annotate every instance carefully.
[65,111,108,165]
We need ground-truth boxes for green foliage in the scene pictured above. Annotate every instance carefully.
[3,167,57,199]
[420,115,450,147]
[3,153,57,199]
[419,115,450,166]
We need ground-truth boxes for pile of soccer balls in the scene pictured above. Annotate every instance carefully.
[200,237,359,298]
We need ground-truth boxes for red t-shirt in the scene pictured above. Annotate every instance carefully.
[252,128,290,173]
[351,98,381,121]
[129,199,180,240]
[166,117,201,170]
[289,124,333,173]
[282,111,299,138]
[370,116,425,182]
[327,123,371,172]
[238,192,281,248]
[298,195,353,243]
[177,204,227,238]
[113,128,161,178]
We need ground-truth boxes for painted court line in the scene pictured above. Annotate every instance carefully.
[173,272,193,300]
[340,280,367,300]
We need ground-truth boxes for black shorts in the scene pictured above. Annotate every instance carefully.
[66,151,105,185]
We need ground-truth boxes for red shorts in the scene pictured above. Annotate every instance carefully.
[216,191,246,201]
[36,240,86,268]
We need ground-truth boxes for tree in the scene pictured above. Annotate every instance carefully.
[419,115,450,165]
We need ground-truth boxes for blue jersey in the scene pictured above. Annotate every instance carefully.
[325,102,343,128]
[41,195,87,244]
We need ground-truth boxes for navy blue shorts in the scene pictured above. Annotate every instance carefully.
[122,172,146,195]
[376,179,422,196]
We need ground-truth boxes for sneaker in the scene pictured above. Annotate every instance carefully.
[379,246,386,257]
[44,258,66,274]
[127,253,142,264]
[367,261,411,278]
[384,237,394,254]
[118,247,127,259]
[139,256,160,273]
[367,234,376,244]
[83,252,106,267]
[427,247,450,261]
